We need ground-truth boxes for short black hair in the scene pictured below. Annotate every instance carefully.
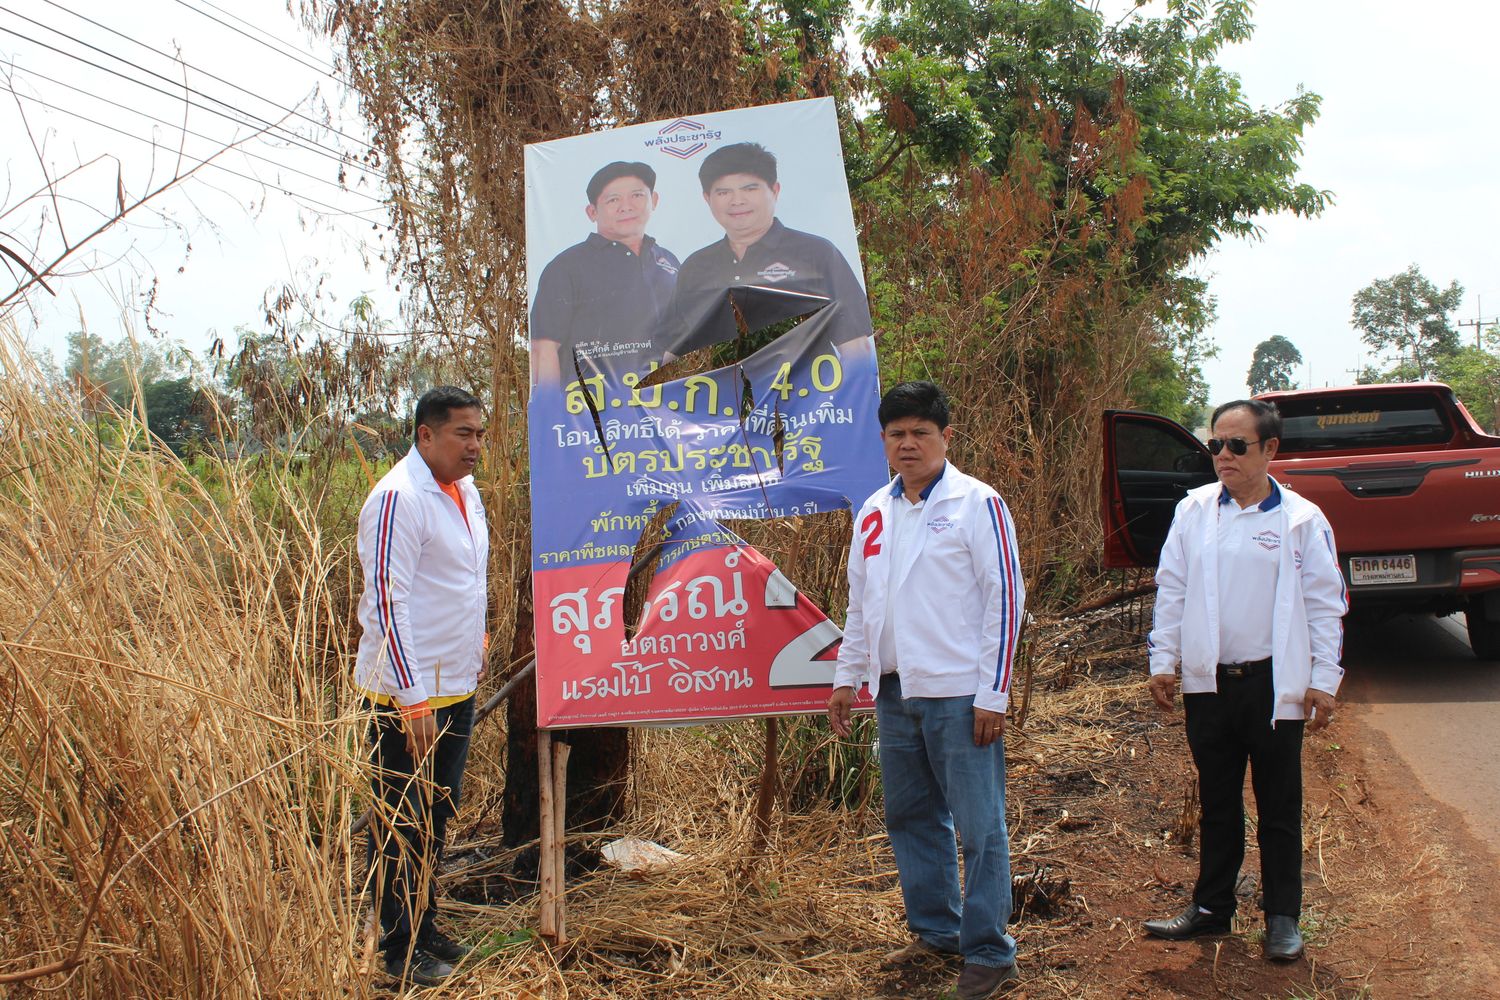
[699,142,777,193]
[586,161,656,205]
[413,386,483,444]
[878,381,950,429]
[1211,398,1282,442]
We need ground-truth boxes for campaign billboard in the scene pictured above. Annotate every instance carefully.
[524,98,885,728]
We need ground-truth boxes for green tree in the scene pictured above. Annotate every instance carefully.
[64,330,182,408]
[1433,326,1500,432]
[858,0,1327,290]
[142,377,211,455]
[61,331,208,451]
[833,0,1329,436]
[1247,335,1302,394]
[1126,312,1217,426]
[1350,264,1463,381]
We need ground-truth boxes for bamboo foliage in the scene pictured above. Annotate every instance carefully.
[863,86,1160,603]
[300,0,755,649]
[305,1,1172,626]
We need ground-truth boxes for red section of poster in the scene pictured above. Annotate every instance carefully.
[534,543,873,728]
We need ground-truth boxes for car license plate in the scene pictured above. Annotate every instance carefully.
[1348,554,1417,585]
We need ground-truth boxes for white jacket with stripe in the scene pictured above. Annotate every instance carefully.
[1148,479,1348,722]
[354,448,488,707]
[833,462,1026,713]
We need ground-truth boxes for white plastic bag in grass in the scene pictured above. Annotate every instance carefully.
[601,837,687,873]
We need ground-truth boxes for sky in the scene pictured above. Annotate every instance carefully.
[1187,0,1500,398]
[3,0,1497,403]
[0,0,394,368]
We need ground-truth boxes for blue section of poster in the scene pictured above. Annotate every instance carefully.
[524,98,887,727]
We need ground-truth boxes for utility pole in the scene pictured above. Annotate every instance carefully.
[1459,294,1495,349]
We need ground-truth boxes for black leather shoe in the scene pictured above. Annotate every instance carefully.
[954,961,1019,999]
[417,927,471,963]
[385,949,455,987]
[1143,903,1232,940]
[1264,914,1304,961]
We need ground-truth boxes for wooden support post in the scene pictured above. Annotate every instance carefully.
[551,740,572,946]
[537,730,556,940]
[749,716,780,859]
[1014,615,1036,734]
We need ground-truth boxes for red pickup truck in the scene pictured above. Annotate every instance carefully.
[1102,382,1500,659]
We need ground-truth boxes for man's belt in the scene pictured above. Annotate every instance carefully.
[1216,657,1271,679]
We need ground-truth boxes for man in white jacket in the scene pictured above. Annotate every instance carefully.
[1142,399,1347,962]
[356,386,489,987]
[828,381,1025,1000]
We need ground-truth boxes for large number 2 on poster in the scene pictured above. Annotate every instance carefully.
[860,509,883,559]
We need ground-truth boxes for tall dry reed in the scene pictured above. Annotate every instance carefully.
[0,332,369,997]
[0,325,1210,999]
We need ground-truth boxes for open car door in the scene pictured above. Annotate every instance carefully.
[1102,410,1216,568]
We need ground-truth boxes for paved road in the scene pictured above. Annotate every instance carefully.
[1339,610,1500,858]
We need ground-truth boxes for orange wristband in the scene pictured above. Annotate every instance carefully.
[398,700,433,722]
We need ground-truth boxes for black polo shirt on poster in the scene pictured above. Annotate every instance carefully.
[529,232,681,377]
[663,219,874,358]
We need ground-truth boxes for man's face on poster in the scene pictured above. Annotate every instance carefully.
[586,175,658,244]
[704,173,780,243]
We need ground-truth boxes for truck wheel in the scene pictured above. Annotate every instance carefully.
[1468,598,1500,661]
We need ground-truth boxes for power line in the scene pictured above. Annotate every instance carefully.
[0,20,380,184]
[6,60,386,206]
[0,6,377,174]
[6,88,389,221]
[169,0,344,80]
[32,0,372,154]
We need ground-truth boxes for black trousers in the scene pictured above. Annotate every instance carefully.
[366,696,474,958]
[1184,671,1305,918]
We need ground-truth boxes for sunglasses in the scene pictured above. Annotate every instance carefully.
[1207,436,1262,456]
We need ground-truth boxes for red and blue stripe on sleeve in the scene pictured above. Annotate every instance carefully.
[375,491,415,690]
[987,495,1023,694]
[1323,527,1347,660]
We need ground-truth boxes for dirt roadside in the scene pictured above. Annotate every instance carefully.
[1083,698,1500,999]
[1301,701,1500,996]
[877,648,1500,999]
[1100,696,1491,997]
[421,607,1500,1000]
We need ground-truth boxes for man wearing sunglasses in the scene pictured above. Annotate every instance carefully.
[1142,399,1348,962]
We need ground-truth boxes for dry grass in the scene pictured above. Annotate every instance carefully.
[0,332,368,996]
[3,333,1403,998]
[0,324,1160,995]
[363,601,1166,999]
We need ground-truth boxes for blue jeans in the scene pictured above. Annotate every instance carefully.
[876,674,1016,968]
